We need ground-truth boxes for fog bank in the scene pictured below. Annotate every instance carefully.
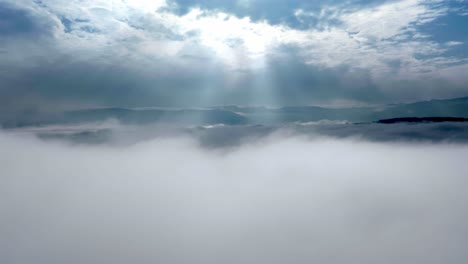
[1,132,468,264]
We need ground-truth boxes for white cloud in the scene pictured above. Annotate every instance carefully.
[445,41,464,46]
[6,1,459,66]
[2,0,467,98]
[1,131,468,263]
[294,0,459,79]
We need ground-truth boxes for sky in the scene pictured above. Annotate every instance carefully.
[0,0,467,114]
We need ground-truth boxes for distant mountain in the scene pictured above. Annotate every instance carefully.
[220,96,468,124]
[62,108,248,125]
[377,117,468,124]
[2,108,248,128]
[2,96,468,128]
[372,97,468,121]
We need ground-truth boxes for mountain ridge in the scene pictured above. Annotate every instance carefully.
[2,96,468,128]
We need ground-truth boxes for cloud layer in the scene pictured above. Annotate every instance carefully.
[1,131,468,264]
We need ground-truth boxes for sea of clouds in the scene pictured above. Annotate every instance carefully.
[1,129,468,264]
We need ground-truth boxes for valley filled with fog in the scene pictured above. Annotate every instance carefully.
[1,127,468,264]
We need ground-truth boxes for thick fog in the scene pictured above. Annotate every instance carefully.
[1,130,468,264]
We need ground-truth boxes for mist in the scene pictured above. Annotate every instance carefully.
[1,131,468,264]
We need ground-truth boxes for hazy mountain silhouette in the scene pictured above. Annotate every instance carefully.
[377,117,468,124]
[220,96,468,124]
[2,96,468,127]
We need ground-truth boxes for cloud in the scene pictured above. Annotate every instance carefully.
[7,119,468,148]
[1,131,468,264]
[0,0,467,112]
[0,3,42,36]
[10,0,455,71]
[168,0,393,27]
